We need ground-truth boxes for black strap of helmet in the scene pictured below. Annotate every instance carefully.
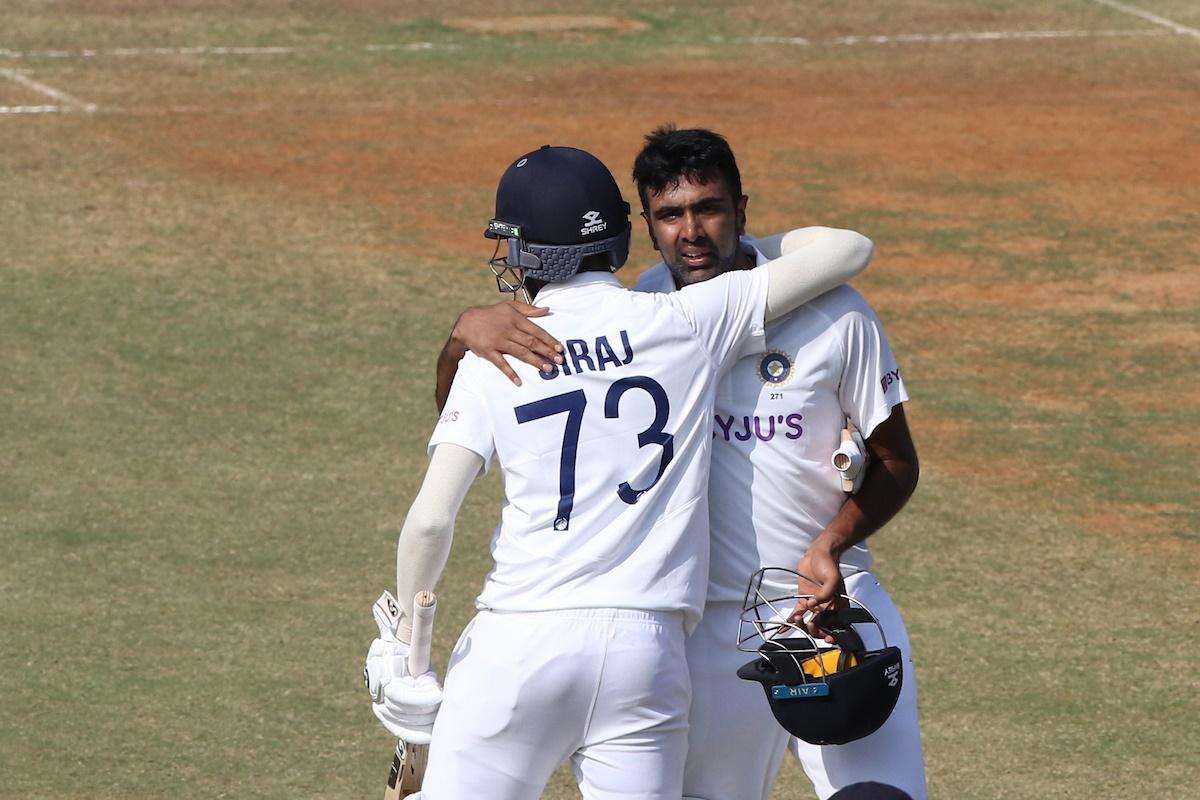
[812,608,870,654]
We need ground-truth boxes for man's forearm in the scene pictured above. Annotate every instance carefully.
[394,444,482,640]
[435,336,467,412]
[811,450,918,560]
[763,228,873,322]
[793,407,916,615]
[811,406,919,561]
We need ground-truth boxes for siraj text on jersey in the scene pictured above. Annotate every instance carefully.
[539,330,635,380]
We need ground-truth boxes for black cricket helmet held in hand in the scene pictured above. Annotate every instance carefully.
[737,567,903,746]
[485,145,632,295]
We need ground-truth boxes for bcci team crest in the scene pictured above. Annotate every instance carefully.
[758,350,793,385]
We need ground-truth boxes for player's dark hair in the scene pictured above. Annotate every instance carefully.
[632,125,744,211]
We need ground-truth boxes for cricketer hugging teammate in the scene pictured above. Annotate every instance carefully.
[363,126,925,800]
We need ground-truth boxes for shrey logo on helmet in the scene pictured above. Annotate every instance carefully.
[736,567,903,746]
[580,210,607,236]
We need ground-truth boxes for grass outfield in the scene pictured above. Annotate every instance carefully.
[2,2,1197,798]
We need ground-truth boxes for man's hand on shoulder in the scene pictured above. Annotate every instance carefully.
[452,302,564,384]
[436,301,566,409]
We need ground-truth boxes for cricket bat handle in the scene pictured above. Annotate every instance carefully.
[383,591,437,800]
[408,590,437,675]
[831,425,866,492]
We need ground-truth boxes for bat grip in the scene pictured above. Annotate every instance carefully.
[407,591,437,676]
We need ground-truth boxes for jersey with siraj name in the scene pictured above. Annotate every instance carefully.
[429,270,768,632]
[636,249,908,603]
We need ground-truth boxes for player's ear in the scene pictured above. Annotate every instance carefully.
[640,210,661,252]
[736,194,749,237]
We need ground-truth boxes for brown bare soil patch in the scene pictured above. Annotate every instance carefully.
[444,16,648,34]
[906,407,1041,492]
[1017,393,1091,415]
[1081,502,1198,565]
[88,51,1197,562]
[101,55,1199,258]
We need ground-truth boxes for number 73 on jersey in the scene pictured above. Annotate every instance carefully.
[515,376,673,531]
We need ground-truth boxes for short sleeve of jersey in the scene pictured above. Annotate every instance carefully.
[838,299,910,438]
[670,268,769,370]
[428,354,495,470]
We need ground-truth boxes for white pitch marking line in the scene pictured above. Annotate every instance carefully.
[16,98,401,116]
[0,42,456,59]
[830,28,1167,44]
[1091,0,1200,40]
[197,45,296,55]
[0,67,97,112]
[0,44,300,58]
[743,36,811,46]
[0,24,1186,64]
[743,28,1168,46]
[0,104,62,114]
[365,42,453,51]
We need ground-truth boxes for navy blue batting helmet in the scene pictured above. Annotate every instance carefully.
[486,146,631,288]
[737,567,903,746]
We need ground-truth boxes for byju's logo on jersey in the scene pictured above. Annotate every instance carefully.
[715,413,803,443]
[580,210,607,236]
[757,350,794,385]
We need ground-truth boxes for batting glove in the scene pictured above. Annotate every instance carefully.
[372,671,443,744]
[364,591,443,744]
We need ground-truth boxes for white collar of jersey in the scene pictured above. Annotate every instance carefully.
[534,271,624,303]
[742,234,769,268]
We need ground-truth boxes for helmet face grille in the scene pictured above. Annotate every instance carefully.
[736,567,904,745]
[737,567,889,661]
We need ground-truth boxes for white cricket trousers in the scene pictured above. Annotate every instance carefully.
[417,607,691,800]
[682,572,927,800]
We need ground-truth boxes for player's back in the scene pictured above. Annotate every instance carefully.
[431,270,767,629]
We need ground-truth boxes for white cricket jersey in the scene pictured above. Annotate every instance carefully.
[430,270,769,631]
[635,243,909,602]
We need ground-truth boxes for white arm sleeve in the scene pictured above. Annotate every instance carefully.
[764,227,874,321]
[393,443,484,642]
[747,229,789,259]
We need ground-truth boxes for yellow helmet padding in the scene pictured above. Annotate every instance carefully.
[800,648,858,679]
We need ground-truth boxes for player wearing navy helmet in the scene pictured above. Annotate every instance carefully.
[367,144,874,799]
[435,127,926,800]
